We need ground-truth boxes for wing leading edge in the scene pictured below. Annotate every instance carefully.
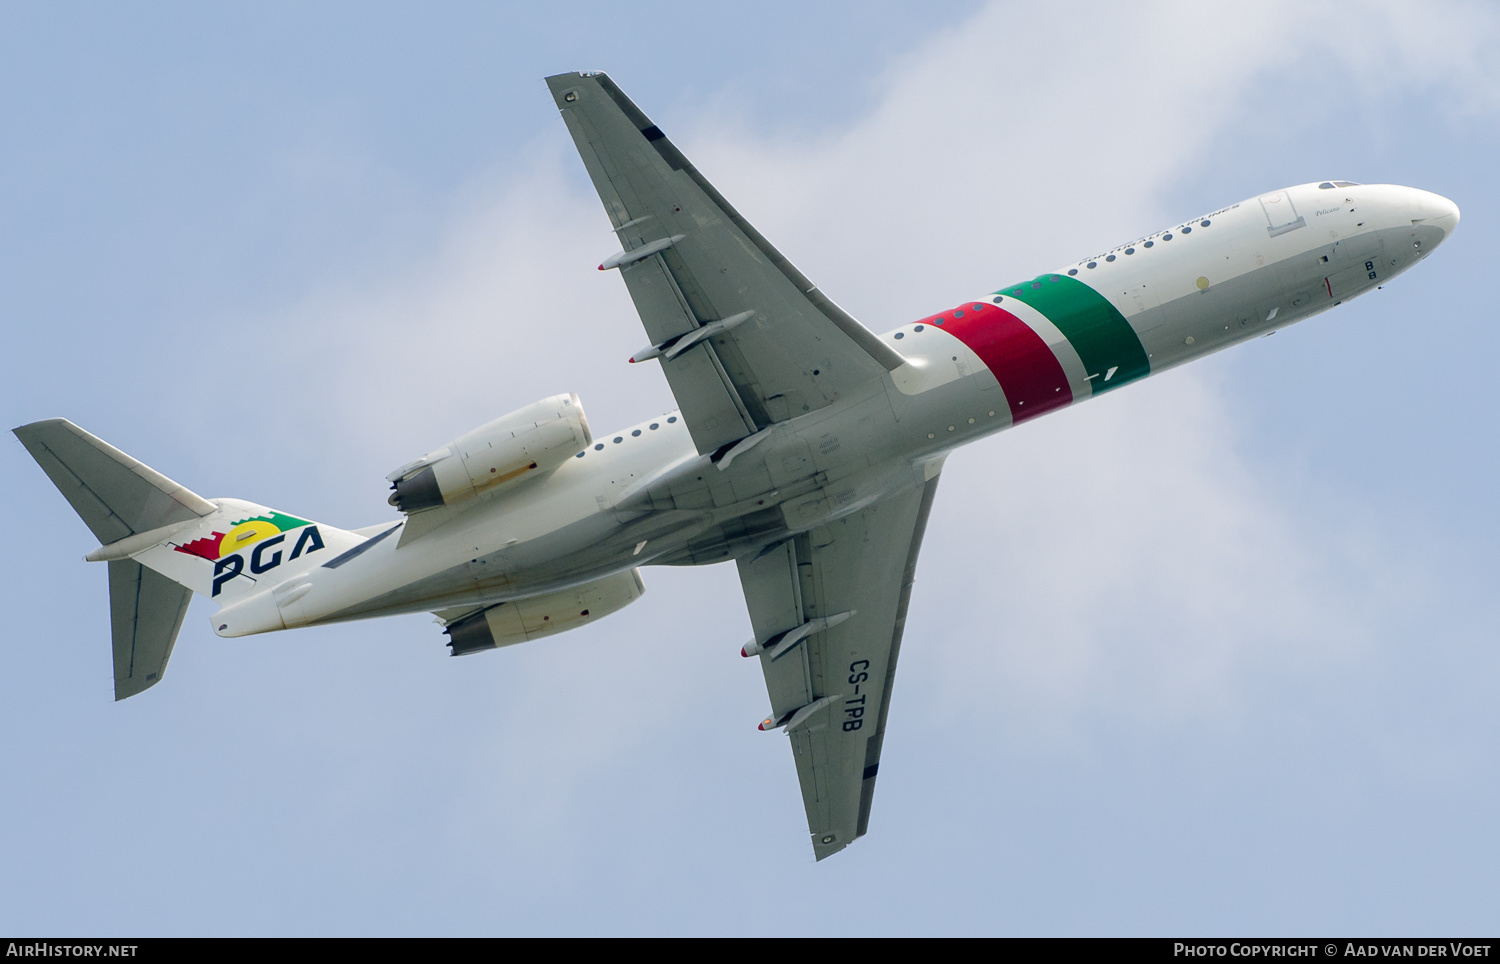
[545,71,904,456]
[737,474,941,860]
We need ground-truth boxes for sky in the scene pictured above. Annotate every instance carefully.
[2,0,1498,936]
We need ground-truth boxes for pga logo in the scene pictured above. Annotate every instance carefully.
[212,526,324,596]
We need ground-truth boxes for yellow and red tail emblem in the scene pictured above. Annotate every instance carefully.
[174,511,312,561]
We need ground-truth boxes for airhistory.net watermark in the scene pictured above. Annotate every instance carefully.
[5,946,138,957]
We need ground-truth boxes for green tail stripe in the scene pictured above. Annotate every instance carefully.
[998,274,1150,394]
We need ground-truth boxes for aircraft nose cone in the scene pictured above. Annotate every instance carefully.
[1420,190,1461,239]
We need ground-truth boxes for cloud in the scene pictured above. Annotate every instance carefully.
[231,0,1496,799]
[914,372,1402,739]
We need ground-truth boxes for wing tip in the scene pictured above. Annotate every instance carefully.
[12,416,70,443]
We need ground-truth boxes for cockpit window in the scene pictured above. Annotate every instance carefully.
[1319,181,1362,189]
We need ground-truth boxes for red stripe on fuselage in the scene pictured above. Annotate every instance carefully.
[923,303,1073,424]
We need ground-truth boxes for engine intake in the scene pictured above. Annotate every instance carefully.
[387,394,591,513]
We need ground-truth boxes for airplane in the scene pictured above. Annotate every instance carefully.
[15,71,1460,861]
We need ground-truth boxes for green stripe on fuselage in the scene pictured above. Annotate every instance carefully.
[998,274,1150,395]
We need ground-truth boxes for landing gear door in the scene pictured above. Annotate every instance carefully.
[1259,190,1307,238]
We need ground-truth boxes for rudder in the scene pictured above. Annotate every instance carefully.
[15,419,355,698]
[16,419,219,699]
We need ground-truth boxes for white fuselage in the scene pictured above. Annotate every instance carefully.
[209,182,1457,638]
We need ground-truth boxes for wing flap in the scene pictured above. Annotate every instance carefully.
[619,254,757,452]
[736,473,941,859]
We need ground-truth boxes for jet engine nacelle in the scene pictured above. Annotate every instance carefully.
[444,568,645,656]
[386,393,592,513]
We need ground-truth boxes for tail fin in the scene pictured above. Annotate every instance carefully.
[16,419,215,700]
[15,419,359,699]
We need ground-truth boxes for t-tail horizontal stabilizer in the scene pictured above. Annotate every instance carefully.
[14,419,355,696]
[14,418,215,700]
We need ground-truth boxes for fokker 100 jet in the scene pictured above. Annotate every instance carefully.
[17,72,1460,859]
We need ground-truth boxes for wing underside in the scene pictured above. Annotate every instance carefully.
[737,474,940,860]
[547,70,937,860]
[544,71,902,456]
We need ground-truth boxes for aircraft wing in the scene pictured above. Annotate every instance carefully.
[545,71,904,456]
[737,474,940,860]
